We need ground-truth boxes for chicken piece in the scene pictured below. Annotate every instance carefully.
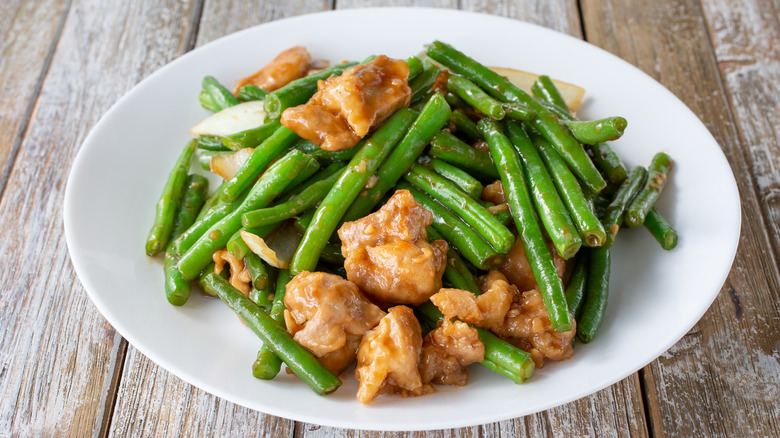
[419,319,484,386]
[283,271,385,375]
[355,306,433,404]
[317,55,411,137]
[212,249,251,295]
[233,46,311,93]
[280,104,361,151]
[338,190,448,306]
[430,271,574,367]
[493,289,575,367]
[500,237,566,293]
[430,271,515,327]
[481,180,507,205]
[281,55,411,151]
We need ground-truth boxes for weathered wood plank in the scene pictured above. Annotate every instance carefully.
[0,0,68,194]
[700,0,780,271]
[0,0,199,435]
[298,1,648,436]
[106,2,331,437]
[580,0,780,436]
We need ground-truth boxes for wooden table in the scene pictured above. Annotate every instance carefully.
[1,0,777,436]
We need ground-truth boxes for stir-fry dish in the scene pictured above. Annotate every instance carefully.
[145,41,678,403]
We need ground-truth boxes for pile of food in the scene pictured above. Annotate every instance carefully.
[144,42,677,404]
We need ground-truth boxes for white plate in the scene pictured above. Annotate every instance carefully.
[63,8,740,431]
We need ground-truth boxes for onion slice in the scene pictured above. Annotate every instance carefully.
[189,101,266,137]
[489,67,585,112]
[209,148,253,180]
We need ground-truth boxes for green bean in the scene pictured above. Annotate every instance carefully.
[409,64,440,104]
[340,94,450,222]
[237,84,268,102]
[293,208,316,234]
[169,175,210,246]
[164,174,209,305]
[603,166,647,248]
[252,269,293,380]
[444,91,466,109]
[220,120,282,151]
[427,41,606,194]
[246,252,274,310]
[587,143,628,184]
[202,76,240,111]
[146,139,197,256]
[253,269,293,380]
[446,74,505,119]
[278,162,344,204]
[172,191,248,255]
[625,152,674,227]
[242,164,345,228]
[200,272,341,394]
[264,62,358,120]
[226,230,250,259]
[406,55,423,79]
[531,75,568,112]
[562,117,627,145]
[429,131,498,182]
[277,158,324,200]
[644,208,678,250]
[221,126,300,203]
[577,248,610,343]
[397,181,503,270]
[506,123,581,259]
[289,109,417,275]
[565,252,589,318]
[501,103,537,123]
[448,110,482,142]
[427,158,483,200]
[479,119,573,332]
[427,227,480,295]
[199,90,220,112]
[405,164,515,254]
[319,242,345,266]
[197,135,230,151]
[177,150,313,281]
[293,138,360,164]
[537,101,628,185]
[534,133,606,247]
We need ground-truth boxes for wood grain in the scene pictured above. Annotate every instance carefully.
[0,0,68,195]
[0,0,199,435]
[105,1,330,437]
[580,0,780,436]
[700,0,780,264]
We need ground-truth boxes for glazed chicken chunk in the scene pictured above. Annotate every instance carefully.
[500,236,566,293]
[281,55,411,151]
[430,271,574,367]
[233,45,311,93]
[492,287,575,367]
[338,190,448,306]
[419,319,484,386]
[283,271,385,375]
[355,306,432,404]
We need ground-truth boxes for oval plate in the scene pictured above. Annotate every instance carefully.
[64,8,740,431]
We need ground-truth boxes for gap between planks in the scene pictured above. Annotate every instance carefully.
[99,0,208,436]
[0,0,74,203]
